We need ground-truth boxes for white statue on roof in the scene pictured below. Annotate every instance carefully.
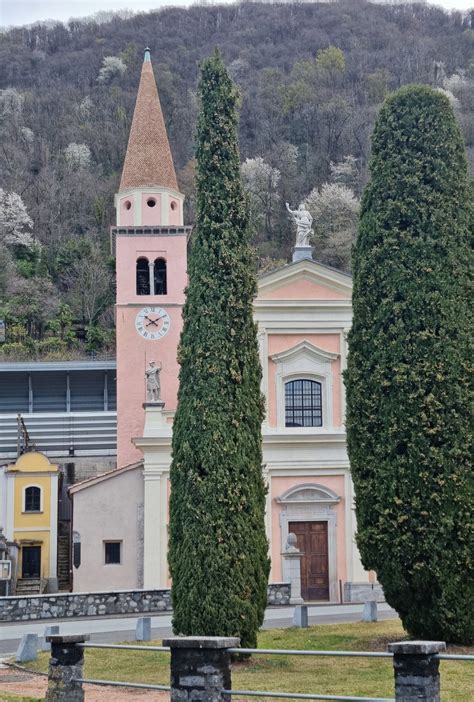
[286,202,313,248]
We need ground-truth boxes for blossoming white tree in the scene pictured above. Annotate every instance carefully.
[65,143,92,169]
[241,156,281,241]
[0,189,34,248]
[306,182,359,270]
[97,56,127,83]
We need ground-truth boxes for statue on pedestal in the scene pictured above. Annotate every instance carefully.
[286,202,313,247]
[145,361,162,402]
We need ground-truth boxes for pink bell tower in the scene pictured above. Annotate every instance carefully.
[113,48,190,468]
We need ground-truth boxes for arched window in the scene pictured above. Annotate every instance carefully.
[24,486,41,512]
[136,257,150,295]
[285,379,322,427]
[154,258,167,295]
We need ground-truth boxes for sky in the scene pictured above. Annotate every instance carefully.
[0,0,472,29]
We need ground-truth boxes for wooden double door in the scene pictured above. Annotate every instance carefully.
[289,521,329,601]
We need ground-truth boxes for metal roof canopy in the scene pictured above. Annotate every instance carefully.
[0,360,116,372]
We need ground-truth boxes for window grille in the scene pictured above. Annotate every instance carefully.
[285,379,322,427]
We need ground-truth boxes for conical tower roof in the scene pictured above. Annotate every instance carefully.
[119,49,178,191]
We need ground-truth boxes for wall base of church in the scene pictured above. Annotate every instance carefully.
[344,582,385,603]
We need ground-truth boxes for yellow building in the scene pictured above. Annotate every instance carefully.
[2,452,59,593]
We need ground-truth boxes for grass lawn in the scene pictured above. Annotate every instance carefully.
[21,620,473,701]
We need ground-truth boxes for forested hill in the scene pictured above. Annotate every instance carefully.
[0,1,472,358]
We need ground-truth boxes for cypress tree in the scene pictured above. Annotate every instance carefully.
[168,52,269,648]
[345,85,473,644]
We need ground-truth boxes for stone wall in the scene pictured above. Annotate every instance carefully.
[267,582,291,606]
[344,582,385,603]
[0,589,172,622]
[0,583,291,622]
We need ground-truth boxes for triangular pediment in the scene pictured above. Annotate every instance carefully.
[270,340,339,365]
[257,259,352,301]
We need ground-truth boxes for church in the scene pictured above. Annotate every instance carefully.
[70,49,373,602]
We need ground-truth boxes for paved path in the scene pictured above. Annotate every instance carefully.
[0,664,169,701]
[0,602,396,656]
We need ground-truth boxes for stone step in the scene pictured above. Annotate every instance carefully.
[16,579,42,595]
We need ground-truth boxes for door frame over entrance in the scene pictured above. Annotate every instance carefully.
[277,483,340,602]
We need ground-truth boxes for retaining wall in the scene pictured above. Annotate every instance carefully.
[0,583,291,622]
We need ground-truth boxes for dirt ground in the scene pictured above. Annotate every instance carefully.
[0,665,170,701]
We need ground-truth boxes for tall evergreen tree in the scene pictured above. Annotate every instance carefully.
[168,52,269,648]
[345,85,473,644]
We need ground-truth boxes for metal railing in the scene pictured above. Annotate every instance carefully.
[44,637,473,702]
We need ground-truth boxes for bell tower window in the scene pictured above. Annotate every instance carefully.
[154,258,167,295]
[136,257,150,295]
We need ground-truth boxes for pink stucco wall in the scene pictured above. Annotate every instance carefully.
[141,193,162,225]
[266,333,342,427]
[116,233,187,468]
[169,199,181,225]
[116,235,187,304]
[259,278,350,300]
[116,305,184,466]
[119,196,134,226]
[270,475,347,583]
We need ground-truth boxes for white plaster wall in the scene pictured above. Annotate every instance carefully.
[72,468,143,592]
[0,467,7,537]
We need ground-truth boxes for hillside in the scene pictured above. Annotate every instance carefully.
[0,1,472,357]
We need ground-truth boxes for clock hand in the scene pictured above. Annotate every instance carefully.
[144,316,160,327]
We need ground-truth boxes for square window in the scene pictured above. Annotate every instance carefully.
[104,541,121,565]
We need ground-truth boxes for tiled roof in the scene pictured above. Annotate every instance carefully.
[68,460,143,493]
[119,57,178,191]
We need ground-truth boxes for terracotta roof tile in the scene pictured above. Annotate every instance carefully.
[120,58,178,191]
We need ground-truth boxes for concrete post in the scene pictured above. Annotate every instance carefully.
[362,600,377,622]
[388,641,446,702]
[136,616,151,641]
[16,633,38,662]
[282,532,304,605]
[163,636,240,702]
[293,604,308,628]
[45,634,89,702]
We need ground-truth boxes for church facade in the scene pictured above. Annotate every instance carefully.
[71,50,372,600]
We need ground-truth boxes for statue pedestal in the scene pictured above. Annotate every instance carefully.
[142,401,166,436]
[292,246,314,263]
[282,533,304,605]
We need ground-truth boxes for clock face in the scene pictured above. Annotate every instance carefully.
[135,306,171,340]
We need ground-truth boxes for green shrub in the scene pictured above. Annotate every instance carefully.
[168,52,270,648]
[345,86,473,644]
